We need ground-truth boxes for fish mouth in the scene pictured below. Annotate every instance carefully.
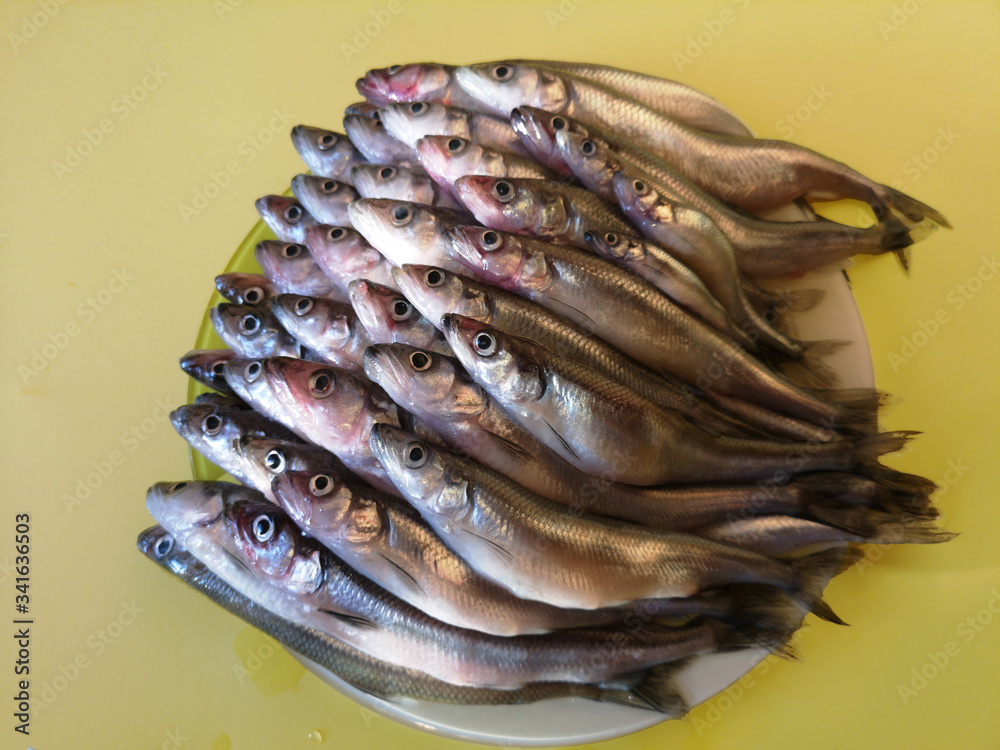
[362,345,411,403]
[453,176,494,220]
[347,280,388,339]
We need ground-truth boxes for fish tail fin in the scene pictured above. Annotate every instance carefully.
[808,386,886,435]
[882,186,952,230]
[793,471,887,506]
[786,546,861,625]
[880,216,916,272]
[710,617,797,659]
[852,431,940,501]
[808,506,957,544]
[770,338,850,389]
[724,584,807,636]
[599,661,690,716]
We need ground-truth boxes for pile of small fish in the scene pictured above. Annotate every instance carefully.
[139,60,953,718]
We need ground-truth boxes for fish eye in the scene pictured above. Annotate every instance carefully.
[390,298,413,321]
[328,227,346,241]
[632,180,648,195]
[245,360,262,382]
[243,286,264,304]
[294,297,314,316]
[387,64,402,75]
[409,102,427,116]
[581,139,597,156]
[409,351,432,371]
[309,473,335,496]
[321,180,339,194]
[318,132,337,150]
[424,268,445,287]
[264,449,287,473]
[252,513,275,542]
[491,64,513,82]
[481,230,502,251]
[492,180,514,203]
[169,481,191,493]
[551,116,566,131]
[154,535,174,559]
[604,232,619,246]
[373,119,385,129]
[446,137,465,153]
[239,314,261,335]
[473,331,497,357]
[403,442,428,468]
[201,413,223,436]
[391,205,412,225]
[378,166,397,180]
[308,369,336,397]
[211,360,227,376]
[281,243,302,259]
[284,204,303,223]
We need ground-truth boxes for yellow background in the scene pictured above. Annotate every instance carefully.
[2,1,998,748]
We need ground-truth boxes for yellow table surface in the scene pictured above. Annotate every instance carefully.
[2,1,998,748]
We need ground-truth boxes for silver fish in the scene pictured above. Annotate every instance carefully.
[290,174,358,226]
[234,436,353,502]
[357,63,489,111]
[214,273,275,306]
[290,125,366,181]
[270,294,374,372]
[348,279,452,355]
[351,163,461,208]
[254,195,320,244]
[343,114,421,168]
[210,301,303,359]
[255,240,348,302]
[180,349,239,396]
[379,102,531,158]
[369,422,846,623]
[303,224,398,294]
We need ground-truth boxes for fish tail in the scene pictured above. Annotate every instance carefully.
[710,617,797,659]
[808,506,956,544]
[793,471,888,506]
[786,546,859,625]
[724,584,807,636]
[852,432,940,502]
[770,338,850,389]
[740,278,781,310]
[599,661,690,716]
[807,386,886,435]
[879,216,916,272]
[882,185,952,230]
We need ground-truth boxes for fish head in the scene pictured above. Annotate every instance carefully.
[554,130,618,196]
[391,264,491,326]
[137,525,202,581]
[179,348,236,393]
[364,343,485,418]
[303,224,377,283]
[145,480,229,543]
[234,436,337,497]
[169,402,242,463]
[348,278,439,350]
[440,314,545,406]
[290,125,361,180]
[343,114,417,166]
[508,106,582,175]
[454,176,567,239]
[290,174,358,226]
[351,163,436,205]
[262,357,375,453]
[210,301,286,359]
[369,423,470,521]
[271,294,352,349]
[379,101,467,148]
[344,101,382,120]
[454,63,568,118]
[348,199,448,268]
[254,240,314,288]
[448,225,550,291]
[254,195,314,243]
[415,135,502,186]
[270,468,345,527]
[222,358,283,419]
[612,172,670,225]
[215,273,273,306]
[357,63,455,106]
[583,229,644,263]
[226,495,324,594]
